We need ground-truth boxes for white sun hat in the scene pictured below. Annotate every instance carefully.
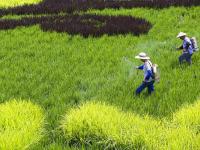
[135,52,150,60]
[177,32,187,38]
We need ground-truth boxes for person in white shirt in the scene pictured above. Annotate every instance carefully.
[176,32,194,65]
[135,52,155,95]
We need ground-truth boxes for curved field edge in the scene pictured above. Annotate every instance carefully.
[0,0,42,8]
[62,101,200,150]
[0,100,45,150]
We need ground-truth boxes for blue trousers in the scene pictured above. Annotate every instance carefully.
[136,81,154,95]
[179,53,193,65]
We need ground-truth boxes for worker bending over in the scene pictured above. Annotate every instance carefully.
[176,32,194,65]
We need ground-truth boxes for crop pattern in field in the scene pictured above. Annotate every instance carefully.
[0,0,200,37]
[0,15,152,37]
[62,101,200,149]
[0,0,200,149]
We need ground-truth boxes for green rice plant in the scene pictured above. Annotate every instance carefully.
[161,126,199,150]
[172,100,200,132]
[0,0,42,8]
[62,101,164,149]
[0,5,200,149]
[0,99,45,150]
[62,101,200,149]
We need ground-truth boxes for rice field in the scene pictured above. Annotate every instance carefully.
[62,101,200,149]
[0,0,200,149]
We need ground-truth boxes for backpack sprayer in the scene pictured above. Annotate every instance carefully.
[147,61,160,83]
[152,64,160,83]
[190,37,199,52]
[123,56,160,83]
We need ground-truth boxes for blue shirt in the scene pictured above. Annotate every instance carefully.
[183,37,193,54]
[138,60,153,82]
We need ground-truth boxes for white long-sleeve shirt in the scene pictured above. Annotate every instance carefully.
[183,37,193,54]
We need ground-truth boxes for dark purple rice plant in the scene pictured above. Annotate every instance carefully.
[0,15,152,37]
[0,0,199,37]
[0,0,200,16]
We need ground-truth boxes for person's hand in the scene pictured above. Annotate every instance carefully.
[135,66,139,69]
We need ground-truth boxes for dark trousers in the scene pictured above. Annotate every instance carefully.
[179,53,193,65]
[135,81,154,95]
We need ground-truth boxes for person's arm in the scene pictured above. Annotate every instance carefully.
[185,41,191,49]
[136,65,144,70]
[177,45,183,50]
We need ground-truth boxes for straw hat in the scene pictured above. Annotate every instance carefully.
[177,32,186,38]
[135,52,150,60]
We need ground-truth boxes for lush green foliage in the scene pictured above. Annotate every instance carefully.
[172,100,200,131]
[0,0,41,8]
[0,3,199,149]
[62,101,200,149]
[0,100,45,150]
[62,102,162,149]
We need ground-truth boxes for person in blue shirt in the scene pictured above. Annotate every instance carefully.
[176,32,193,65]
[135,52,155,95]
